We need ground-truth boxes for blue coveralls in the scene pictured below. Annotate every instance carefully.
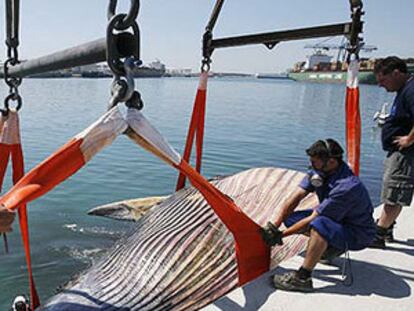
[285,163,376,251]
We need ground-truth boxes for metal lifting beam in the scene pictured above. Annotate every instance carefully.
[209,22,355,53]
[0,34,137,78]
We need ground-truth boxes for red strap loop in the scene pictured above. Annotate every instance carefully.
[345,87,361,175]
[174,72,270,284]
[176,72,208,191]
[176,160,270,285]
[345,57,361,176]
[0,112,40,310]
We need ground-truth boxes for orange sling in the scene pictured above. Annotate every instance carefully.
[345,56,361,176]
[0,110,40,310]
[127,109,270,285]
[176,71,208,191]
[1,107,270,286]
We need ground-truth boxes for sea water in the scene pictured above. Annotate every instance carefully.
[0,77,392,308]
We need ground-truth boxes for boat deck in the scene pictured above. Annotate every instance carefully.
[203,205,414,311]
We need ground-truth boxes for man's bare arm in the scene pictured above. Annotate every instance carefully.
[282,210,318,237]
[394,125,414,150]
[273,186,309,228]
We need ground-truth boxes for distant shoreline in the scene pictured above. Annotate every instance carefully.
[0,72,259,79]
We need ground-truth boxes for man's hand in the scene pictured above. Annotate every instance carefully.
[393,135,414,150]
[259,222,284,247]
[0,205,15,233]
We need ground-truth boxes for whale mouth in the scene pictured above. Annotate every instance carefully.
[88,196,168,221]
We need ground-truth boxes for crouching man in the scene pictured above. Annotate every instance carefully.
[260,139,375,292]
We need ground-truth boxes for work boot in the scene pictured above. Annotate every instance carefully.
[369,224,387,249]
[273,271,313,292]
[384,221,396,242]
[319,246,344,264]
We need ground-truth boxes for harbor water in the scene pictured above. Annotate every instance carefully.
[0,77,393,308]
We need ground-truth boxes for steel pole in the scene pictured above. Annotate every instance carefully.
[1,35,136,78]
[210,22,354,51]
[205,0,225,32]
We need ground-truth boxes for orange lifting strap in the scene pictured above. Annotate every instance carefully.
[176,71,208,191]
[0,107,271,288]
[345,56,361,176]
[177,160,270,284]
[0,111,40,310]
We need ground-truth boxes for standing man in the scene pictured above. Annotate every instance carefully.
[260,139,375,292]
[370,56,414,248]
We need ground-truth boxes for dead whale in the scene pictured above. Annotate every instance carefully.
[39,167,316,310]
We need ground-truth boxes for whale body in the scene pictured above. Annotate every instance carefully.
[40,167,316,310]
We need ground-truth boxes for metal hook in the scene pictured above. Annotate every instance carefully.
[107,57,138,110]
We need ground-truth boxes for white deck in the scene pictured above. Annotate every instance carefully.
[203,206,414,311]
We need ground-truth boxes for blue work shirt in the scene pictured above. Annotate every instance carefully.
[382,77,414,153]
[300,162,375,232]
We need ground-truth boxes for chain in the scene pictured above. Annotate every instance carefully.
[346,0,364,63]
[107,0,143,110]
[2,0,22,116]
[108,0,140,31]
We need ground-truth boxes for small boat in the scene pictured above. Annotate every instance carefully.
[373,102,390,126]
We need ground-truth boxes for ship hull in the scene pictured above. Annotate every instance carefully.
[288,71,376,84]
[289,65,414,85]
[133,67,165,78]
[256,73,290,80]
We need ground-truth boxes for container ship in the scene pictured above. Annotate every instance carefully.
[287,45,414,84]
[79,60,166,78]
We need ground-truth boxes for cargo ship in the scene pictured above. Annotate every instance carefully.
[79,60,166,78]
[133,59,166,78]
[287,50,414,84]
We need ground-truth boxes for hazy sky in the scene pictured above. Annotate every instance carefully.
[0,0,412,73]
